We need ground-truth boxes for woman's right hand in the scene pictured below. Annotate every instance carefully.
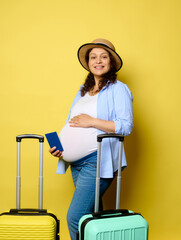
[49,147,63,158]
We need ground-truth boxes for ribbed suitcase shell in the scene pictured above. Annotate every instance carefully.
[78,211,148,240]
[0,213,58,240]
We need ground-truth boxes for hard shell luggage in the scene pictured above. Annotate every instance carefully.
[0,134,59,240]
[77,134,149,240]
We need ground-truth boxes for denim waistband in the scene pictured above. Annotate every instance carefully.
[70,151,97,166]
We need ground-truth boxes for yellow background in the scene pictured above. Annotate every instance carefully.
[0,0,181,239]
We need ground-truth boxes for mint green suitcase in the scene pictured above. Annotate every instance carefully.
[77,134,149,240]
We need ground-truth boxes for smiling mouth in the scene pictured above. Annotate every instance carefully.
[95,66,104,69]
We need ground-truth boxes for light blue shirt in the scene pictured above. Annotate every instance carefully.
[56,80,133,178]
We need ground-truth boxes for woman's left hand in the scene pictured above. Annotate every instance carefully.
[69,114,95,128]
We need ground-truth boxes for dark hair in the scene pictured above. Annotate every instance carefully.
[80,49,117,96]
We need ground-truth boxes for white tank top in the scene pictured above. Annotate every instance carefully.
[59,93,98,162]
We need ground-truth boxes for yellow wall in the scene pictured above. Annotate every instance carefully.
[0,0,181,239]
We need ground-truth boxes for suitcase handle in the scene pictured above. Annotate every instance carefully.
[95,133,124,213]
[16,134,44,142]
[16,134,44,210]
[97,133,124,142]
[10,208,47,214]
[92,209,129,217]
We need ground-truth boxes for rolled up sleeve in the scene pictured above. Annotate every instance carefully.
[113,83,133,135]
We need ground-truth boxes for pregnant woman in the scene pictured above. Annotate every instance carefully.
[49,38,133,240]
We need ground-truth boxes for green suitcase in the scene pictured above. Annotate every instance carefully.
[77,134,149,240]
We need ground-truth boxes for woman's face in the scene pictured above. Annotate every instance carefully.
[88,48,111,79]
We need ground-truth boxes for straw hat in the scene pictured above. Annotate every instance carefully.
[77,38,123,72]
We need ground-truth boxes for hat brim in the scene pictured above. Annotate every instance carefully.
[77,43,123,72]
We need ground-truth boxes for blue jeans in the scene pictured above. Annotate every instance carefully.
[67,151,114,240]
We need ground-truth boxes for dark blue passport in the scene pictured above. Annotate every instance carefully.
[45,132,64,151]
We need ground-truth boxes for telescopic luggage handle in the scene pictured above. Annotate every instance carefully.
[97,134,124,142]
[95,133,124,213]
[16,134,44,210]
[16,134,44,142]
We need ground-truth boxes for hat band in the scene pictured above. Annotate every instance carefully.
[91,42,115,51]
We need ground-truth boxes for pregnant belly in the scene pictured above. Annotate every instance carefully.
[59,123,97,162]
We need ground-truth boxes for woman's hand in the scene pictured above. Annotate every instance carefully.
[49,147,63,158]
[69,114,95,128]
[69,114,115,133]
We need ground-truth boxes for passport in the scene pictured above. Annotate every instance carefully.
[45,132,64,152]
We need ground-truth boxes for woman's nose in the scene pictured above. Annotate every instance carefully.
[96,57,102,63]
